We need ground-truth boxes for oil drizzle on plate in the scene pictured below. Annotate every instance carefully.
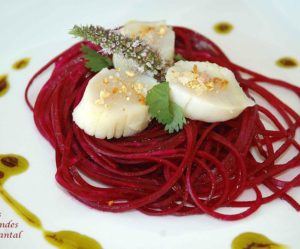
[12,57,31,70]
[0,154,103,249]
[45,231,103,249]
[213,22,234,34]
[276,57,298,68]
[232,232,289,249]
[0,74,9,97]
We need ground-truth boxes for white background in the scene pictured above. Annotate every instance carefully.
[0,0,300,248]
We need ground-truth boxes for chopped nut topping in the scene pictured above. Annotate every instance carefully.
[133,83,144,94]
[132,24,168,39]
[100,90,110,98]
[95,90,110,104]
[192,64,199,74]
[121,85,128,93]
[204,81,214,91]
[139,26,155,38]
[103,77,109,84]
[125,70,135,77]
[138,94,145,104]
[112,87,119,94]
[212,77,228,89]
[97,70,151,106]
[175,66,229,93]
[158,25,167,36]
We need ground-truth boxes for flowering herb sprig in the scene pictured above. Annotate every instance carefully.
[70,25,165,80]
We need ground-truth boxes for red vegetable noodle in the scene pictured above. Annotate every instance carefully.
[25,26,300,220]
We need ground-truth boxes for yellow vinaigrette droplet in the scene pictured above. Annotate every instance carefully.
[232,232,289,249]
[213,22,234,34]
[44,230,103,249]
[0,74,9,97]
[12,57,31,70]
[276,57,298,68]
[0,154,29,185]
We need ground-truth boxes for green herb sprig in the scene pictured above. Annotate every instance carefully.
[81,45,112,72]
[146,82,186,133]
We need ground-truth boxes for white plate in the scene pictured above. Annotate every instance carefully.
[0,0,300,248]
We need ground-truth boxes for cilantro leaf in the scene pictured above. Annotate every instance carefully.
[165,102,186,133]
[146,82,186,133]
[81,45,112,72]
[146,82,173,124]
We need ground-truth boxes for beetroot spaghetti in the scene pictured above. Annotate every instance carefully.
[25,26,300,220]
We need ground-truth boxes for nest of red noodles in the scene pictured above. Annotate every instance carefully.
[25,27,300,220]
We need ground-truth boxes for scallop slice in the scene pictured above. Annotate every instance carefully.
[113,20,175,74]
[73,68,158,139]
[166,61,255,122]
